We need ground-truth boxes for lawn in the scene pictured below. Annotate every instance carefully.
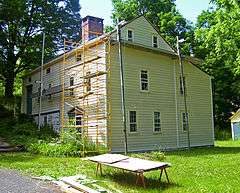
[1,140,240,193]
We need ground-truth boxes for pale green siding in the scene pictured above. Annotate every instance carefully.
[110,45,177,152]
[22,15,214,151]
[111,16,174,53]
[109,44,214,152]
[175,61,214,147]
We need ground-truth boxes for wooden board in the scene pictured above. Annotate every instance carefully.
[88,153,129,164]
[106,157,170,172]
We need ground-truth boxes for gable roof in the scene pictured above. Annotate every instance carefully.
[26,14,208,77]
[68,106,84,115]
[230,109,240,121]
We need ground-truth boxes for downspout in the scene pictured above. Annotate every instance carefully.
[176,36,190,149]
[117,22,128,155]
[173,59,179,148]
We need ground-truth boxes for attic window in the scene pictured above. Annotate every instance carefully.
[152,36,158,48]
[127,29,133,42]
[70,77,74,96]
[76,52,82,62]
[46,67,50,74]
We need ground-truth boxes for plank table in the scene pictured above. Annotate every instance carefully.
[88,153,171,188]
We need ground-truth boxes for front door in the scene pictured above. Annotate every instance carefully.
[26,85,33,115]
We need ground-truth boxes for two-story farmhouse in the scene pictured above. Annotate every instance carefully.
[21,15,214,152]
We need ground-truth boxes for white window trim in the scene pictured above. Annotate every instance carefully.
[153,111,162,133]
[129,110,138,133]
[127,29,134,42]
[152,35,158,48]
[140,70,149,92]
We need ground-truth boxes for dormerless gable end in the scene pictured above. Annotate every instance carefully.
[120,16,175,53]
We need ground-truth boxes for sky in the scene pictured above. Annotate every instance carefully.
[80,0,212,26]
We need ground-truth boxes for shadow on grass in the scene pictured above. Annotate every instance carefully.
[167,146,240,157]
[0,152,36,163]
[102,170,181,191]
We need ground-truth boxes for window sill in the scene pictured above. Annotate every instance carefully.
[128,132,140,136]
[153,131,162,135]
[140,90,149,93]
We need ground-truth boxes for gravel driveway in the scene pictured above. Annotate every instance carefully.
[0,169,62,193]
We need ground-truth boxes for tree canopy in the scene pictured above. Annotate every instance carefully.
[0,0,81,97]
[111,0,194,54]
[195,0,240,130]
[112,0,240,132]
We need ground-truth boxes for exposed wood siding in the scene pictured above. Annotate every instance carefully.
[22,43,108,144]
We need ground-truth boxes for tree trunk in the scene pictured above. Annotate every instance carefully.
[5,76,15,98]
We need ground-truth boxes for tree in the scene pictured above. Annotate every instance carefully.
[111,0,193,54]
[0,0,81,97]
[194,0,240,130]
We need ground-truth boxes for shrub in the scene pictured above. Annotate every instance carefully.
[28,141,81,157]
[12,122,38,136]
[215,129,232,140]
[0,113,106,157]
[39,125,58,139]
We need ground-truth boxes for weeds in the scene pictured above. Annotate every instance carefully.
[0,113,107,157]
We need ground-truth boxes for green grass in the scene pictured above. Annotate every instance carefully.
[1,141,240,193]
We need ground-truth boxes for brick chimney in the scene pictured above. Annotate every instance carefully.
[82,16,104,42]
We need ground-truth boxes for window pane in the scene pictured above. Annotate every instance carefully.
[180,76,186,95]
[153,36,158,48]
[140,70,149,91]
[130,124,136,132]
[76,116,82,126]
[46,68,50,74]
[128,30,133,41]
[70,77,74,86]
[182,112,188,131]
[76,53,82,61]
[154,112,161,132]
[141,83,148,90]
[129,111,137,132]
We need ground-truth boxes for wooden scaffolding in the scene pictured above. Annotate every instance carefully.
[60,30,112,153]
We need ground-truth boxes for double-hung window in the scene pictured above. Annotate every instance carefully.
[76,52,82,62]
[46,67,51,74]
[152,36,158,48]
[140,70,149,91]
[182,112,188,131]
[129,111,137,132]
[154,112,161,132]
[127,29,133,42]
[180,76,186,95]
[70,77,74,95]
